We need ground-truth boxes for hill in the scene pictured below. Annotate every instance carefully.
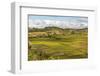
[28,26,88,60]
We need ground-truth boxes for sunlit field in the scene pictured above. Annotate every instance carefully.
[28,27,88,61]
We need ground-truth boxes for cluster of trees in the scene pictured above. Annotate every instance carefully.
[29,27,88,41]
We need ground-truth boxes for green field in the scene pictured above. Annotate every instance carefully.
[28,27,88,61]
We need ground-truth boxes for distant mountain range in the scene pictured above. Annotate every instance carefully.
[29,19,88,29]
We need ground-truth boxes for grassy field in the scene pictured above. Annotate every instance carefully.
[28,27,88,61]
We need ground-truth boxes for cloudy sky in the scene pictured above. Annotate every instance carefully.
[28,15,88,29]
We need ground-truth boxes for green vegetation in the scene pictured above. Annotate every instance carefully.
[28,27,88,61]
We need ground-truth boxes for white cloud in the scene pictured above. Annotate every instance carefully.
[29,19,88,29]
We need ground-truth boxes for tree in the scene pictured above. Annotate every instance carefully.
[28,41,32,49]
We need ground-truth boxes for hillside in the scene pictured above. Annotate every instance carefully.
[28,26,88,60]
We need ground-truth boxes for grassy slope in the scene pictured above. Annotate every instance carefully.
[28,28,88,61]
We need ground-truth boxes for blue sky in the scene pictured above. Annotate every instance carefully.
[29,15,88,23]
[28,15,88,29]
